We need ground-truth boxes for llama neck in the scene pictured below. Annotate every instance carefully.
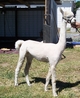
[58,20,67,50]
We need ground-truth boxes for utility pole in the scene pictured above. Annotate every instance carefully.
[45,0,50,25]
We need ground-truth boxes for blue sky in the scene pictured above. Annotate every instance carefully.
[76,0,80,2]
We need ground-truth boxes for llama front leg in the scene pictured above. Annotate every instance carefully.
[51,66,57,97]
[45,67,51,91]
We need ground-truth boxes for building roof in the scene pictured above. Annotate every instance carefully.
[0,0,61,7]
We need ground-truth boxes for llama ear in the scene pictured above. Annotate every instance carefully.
[60,8,64,14]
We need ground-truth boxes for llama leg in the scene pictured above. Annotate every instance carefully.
[45,67,51,91]
[24,54,33,86]
[15,51,25,86]
[51,66,57,97]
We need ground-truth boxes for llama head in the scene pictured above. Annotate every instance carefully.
[60,8,76,24]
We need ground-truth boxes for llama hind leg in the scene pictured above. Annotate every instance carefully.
[24,54,33,86]
[45,67,51,91]
[15,52,25,86]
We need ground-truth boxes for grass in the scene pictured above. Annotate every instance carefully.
[0,48,80,98]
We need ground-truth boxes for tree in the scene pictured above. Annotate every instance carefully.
[73,1,80,16]
[75,1,80,10]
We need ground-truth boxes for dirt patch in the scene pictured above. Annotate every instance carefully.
[0,63,10,67]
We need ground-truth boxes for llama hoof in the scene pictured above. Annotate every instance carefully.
[15,83,18,86]
[28,84,31,86]
[45,89,48,91]
[27,83,31,86]
[45,90,48,92]
[44,87,48,91]
[53,93,58,97]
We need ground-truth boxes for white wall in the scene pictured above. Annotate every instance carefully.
[76,7,80,23]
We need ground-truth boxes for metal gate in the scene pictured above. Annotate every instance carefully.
[43,0,58,43]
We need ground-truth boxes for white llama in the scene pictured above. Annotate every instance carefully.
[14,8,76,96]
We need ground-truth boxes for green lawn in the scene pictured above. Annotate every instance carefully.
[0,48,80,98]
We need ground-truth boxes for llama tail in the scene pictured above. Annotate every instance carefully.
[15,40,24,50]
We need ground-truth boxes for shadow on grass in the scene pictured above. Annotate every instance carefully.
[31,77,80,93]
[19,77,80,93]
[56,80,80,93]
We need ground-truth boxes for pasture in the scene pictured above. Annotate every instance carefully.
[0,48,80,98]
